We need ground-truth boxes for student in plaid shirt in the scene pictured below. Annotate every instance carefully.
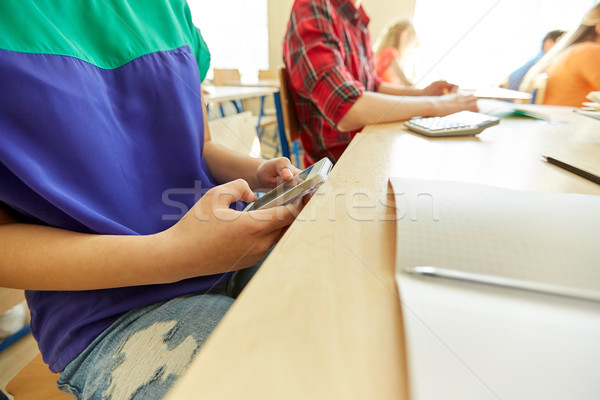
[283,0,478,165]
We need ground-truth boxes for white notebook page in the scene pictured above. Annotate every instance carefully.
[390,177,600,296]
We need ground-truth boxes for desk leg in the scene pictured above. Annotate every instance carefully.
[292,141,301,168]
[256,96,266,138]
[273,91,291,160]
[233,100,243,113]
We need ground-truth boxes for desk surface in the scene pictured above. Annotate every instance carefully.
[221,78,280,88]
[166,102,600,400]
[203,85,278,103]
[462,87,532,101]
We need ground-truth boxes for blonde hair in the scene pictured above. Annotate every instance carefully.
[520,3,600,92]
[373,20,415,55]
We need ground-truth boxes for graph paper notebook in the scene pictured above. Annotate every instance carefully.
[390,178,600,301]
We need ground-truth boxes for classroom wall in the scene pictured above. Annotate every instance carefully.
[267,0,416,69]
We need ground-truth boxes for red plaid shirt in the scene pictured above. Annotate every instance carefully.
[283,0,381,165]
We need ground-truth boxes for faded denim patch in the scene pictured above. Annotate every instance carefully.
[104,321,199,400]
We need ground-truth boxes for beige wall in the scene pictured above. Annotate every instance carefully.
[267,0,416,69]
[366,0,416,49]
[267,0,293,69]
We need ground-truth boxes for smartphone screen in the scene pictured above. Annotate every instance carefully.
[246,165,313,210]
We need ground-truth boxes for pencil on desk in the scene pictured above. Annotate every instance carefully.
[403,266,600,303]
[542,155,600,186]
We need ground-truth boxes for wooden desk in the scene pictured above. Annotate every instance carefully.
[203,85,277,104]
[462,87,533,102]
[221,78,280,88]
[166,102,600,400]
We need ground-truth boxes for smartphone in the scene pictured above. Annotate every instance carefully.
[244,157,333,211]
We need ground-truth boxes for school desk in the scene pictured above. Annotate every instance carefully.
[165,101,600,400]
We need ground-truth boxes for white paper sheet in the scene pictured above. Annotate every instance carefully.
[391,178,600,400]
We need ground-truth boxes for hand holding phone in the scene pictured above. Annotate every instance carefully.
[244,157,333,211]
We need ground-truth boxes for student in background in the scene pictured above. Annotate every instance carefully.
[503,29,565,91]
[373,20,420,86]
[0,1,300,399]
[283,0,478,165]
[521,4,600,107]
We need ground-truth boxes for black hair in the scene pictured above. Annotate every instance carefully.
[543,29,566,44]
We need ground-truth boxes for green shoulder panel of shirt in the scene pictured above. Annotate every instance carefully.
[0,0,210,80]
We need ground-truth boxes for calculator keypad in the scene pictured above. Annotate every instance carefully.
[404,111,500,137]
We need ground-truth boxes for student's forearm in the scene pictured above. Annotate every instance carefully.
[0,222,175,291]
[203,141,264,189]
[0,178,298,291]
[336,91,436,132]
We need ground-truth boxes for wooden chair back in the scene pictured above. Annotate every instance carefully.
[278,67,301,144]
[208,111,262,158]
[531,73,548,105]
[258,69,278,80]
[212,68,241,86]
[517,72,548,105]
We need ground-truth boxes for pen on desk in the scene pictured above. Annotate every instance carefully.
[542,155,600,186]
[403,266,600,303]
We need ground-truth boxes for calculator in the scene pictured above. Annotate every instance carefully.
[404,111,500,137]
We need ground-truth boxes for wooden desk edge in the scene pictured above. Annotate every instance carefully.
[166,140,410,399]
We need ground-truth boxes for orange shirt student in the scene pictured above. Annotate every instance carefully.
[544,41,600,107]
[521,3,600,107]
[373,20,419,86]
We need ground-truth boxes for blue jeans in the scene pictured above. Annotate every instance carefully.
[57,263,261,400]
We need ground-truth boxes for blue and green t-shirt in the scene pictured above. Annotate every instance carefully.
[0,1,228,372]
